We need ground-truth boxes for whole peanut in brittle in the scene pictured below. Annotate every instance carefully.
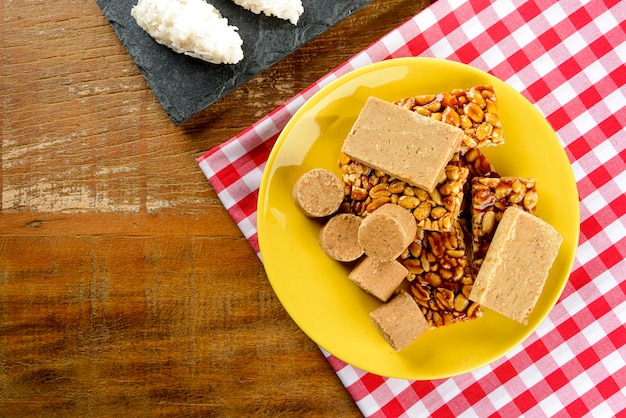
[460,147,500,180]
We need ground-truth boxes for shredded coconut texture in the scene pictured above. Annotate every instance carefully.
[131,0,244,64]
[232,0,304,24]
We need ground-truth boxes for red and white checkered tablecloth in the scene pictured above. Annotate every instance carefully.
[197,0,626,415]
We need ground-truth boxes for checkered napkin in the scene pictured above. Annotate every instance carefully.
[198,0,626,415]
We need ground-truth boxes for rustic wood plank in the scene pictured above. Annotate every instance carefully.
[1,0,433,415]
[0,233,352,416]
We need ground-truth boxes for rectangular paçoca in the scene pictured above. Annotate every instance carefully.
[341,97,464,193]
[469,207,562,325]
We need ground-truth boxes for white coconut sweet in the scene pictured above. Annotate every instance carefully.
[131,0,244,65]
[231,0,304,25]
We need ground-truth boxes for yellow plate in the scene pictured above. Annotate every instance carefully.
[257,57,579,380]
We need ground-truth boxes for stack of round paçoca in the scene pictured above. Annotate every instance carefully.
[293,166,419,303]
[293,167,429,352]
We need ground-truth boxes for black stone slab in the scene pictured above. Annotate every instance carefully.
[96,0,374,125]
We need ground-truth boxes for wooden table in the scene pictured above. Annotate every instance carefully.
[1,1,432,415]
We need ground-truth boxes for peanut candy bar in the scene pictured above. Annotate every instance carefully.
[395,85,504,150]
[458,147,501,218]
[470,176,539,271]
[339,153,469,232]
[401,222,483,328]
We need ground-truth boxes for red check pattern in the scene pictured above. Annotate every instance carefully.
[197,0,626,415]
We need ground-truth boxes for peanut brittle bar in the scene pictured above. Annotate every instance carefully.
[458,147,501,218]
[339,153,469,232]
[395,85,504,150]
[470,176,539,271]
[400,221,483,328]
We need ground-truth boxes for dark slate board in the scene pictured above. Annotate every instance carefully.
[96,0,374,125]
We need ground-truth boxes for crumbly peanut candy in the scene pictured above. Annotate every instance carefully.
[293,168,344,217]
[358,203,418,261]
[319,213,364,262]
[339,153,469,233]
[349,257,408,302]
[469,207,562,325]
[395,85,504,150]
[470,176,538,272]
[369,290,429,351]
[400,221,483,328]
[341,97,464,193]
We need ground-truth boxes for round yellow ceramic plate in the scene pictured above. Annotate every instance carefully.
[257,57,579,380]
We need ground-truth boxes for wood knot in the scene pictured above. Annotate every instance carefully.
[26,220,44,228]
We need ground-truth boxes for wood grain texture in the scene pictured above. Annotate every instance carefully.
[1,0,433,415]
